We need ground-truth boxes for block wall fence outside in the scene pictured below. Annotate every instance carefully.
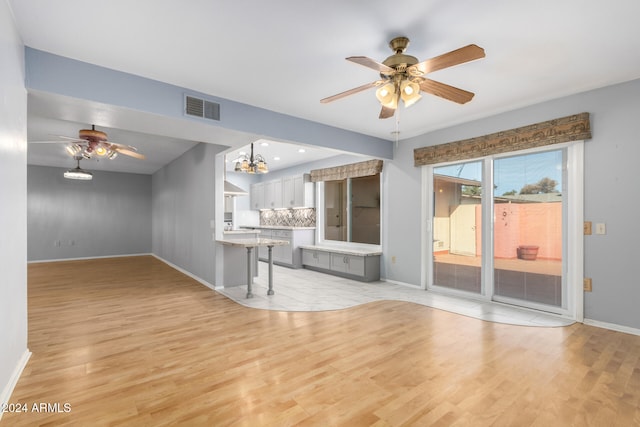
[474,203,562,260]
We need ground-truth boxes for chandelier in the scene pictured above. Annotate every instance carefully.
[234,143,268,174]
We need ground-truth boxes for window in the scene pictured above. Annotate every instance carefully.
[323,173,380,245]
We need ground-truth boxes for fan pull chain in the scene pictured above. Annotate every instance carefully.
[394,103,401,149]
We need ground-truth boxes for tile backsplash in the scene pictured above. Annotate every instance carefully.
[260,208,316,227]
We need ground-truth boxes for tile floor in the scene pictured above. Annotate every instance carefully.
[216,262,575,327]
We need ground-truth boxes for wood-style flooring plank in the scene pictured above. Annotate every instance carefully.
[1,256,640,426]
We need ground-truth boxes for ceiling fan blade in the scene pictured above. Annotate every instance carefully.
[379,106,396,119]
[320,80,384,104]
[30,135,84,144]
[346,56,396,75]
[408,44,485,76]
[29,140,76,144]
[114,147,146,160]
[419,78,475,104]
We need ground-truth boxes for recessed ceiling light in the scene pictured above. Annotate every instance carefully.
[298,148,306,153]
[239,151,246,156]
[273,156,280,161]
[260,142,269,147]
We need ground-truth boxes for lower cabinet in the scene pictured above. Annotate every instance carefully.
[301,247,380,282]
[256,228,314,268]
[329,253,365,276]
[302,249,331,270]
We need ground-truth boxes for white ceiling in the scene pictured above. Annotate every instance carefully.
[11,0,640,174]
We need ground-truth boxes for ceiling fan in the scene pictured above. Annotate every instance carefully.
[320,37,485,119]
[31,125,146,160]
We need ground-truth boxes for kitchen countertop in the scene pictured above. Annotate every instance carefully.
[299,245,382,256]
[223,229,262,235]
[217,238,290,248]
[240,225,316,230]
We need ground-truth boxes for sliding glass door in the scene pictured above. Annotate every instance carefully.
[432,160,483,294]
[429,148,567,313]
[493,150,565,309]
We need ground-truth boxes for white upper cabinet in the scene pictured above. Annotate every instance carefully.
[283,174,314,208]
[251,174,314,210]
[250,182,264,210]
[263,179,283,209]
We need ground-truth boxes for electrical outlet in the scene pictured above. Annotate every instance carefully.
[584,221,592,235]
[583,278,592,292]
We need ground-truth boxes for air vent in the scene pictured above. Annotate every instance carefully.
[185,95,220,121]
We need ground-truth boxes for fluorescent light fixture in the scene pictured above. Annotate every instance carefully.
[64,168,93,180]
[64,156,93,180]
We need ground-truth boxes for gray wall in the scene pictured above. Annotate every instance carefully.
[384,78,640,330]
[27,165,152,261]
[19,39,640,332]
[152,142,225,285]
[25,48,393,160]
[0,0,29,407]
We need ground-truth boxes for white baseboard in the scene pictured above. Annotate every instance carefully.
[380,277,423,289]
[583,318,640,337]
[28,253,152,264]
[151,254,216,290]
[0,349,31,421]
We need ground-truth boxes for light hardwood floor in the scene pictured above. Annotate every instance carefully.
[2,256,639,426]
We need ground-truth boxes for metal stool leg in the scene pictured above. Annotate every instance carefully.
[267,245,274,295]
[246,247,254,298]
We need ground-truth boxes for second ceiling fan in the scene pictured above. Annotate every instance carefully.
[321,37,485,119]
[32,125,146,160]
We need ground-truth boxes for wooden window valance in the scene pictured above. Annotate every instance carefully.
[310,159,383,182]
[414,112,591,166]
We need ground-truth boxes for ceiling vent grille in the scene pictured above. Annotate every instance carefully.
[185,95,220,121]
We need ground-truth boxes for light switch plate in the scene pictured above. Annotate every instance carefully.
[595,223,606,235]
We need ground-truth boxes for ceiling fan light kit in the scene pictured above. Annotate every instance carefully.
[321,36,485,119]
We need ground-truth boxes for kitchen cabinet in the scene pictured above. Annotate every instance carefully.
[301,245,380,282]
[250,174,314,210]
[282,174,315,208]
[263,179,283,209]
[272,230,293,264]
[301,248,331,270]
[329,253,365,276]
[253,227,314,268]
[250,182,264,210]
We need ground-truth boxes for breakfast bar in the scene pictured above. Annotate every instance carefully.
[216,238,289,298]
